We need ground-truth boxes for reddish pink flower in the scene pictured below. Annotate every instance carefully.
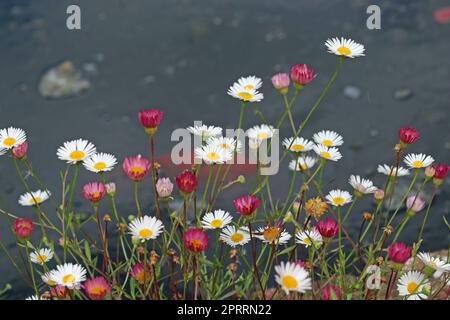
[12,141,28,159]
[50,285,68,299]
[13,218,34,238]
[82,182,106,203]
[83,276,111,300]
[130,262,151,284]
[138,108,164,129]
[321,284,342,300]
[271,73,290,92]
[176,170,198,194]
[295,260,308,269]
[316,218,338,238]
[388,242,412,264]
[184,228,208,253]
[233,194,261,216]
[432,163,449,180]
[123,154,150,181]
[399,127,419,145]
[290,64,315,86]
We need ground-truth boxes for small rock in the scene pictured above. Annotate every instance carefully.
[343,85,361,100]
[38,61,90,99]
[394,88,413,101]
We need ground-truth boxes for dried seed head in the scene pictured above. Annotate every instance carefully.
[304,197,328,218]
[376,256,384,266]
[136,246,145,255]
[229,249,238,259]
[167,248,176,256]
[103,213,112,222]
[150,251,159,264]
[384,225,394,235]
[363,212,372,221]
[153,162,161,170]
[228,262,238,271]
[394,143,402,152]
[119,223,127,233]
[173,256,180,264]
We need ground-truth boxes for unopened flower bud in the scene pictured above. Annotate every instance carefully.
[374,189,385,201]
[424,166,435,179]
[237,175,246,184]
[150,251,159,265]
[376,256,384,266]
[167,248,176,256]
[105,182,116,196]
[283,211,294,224]
[119,223,127,233]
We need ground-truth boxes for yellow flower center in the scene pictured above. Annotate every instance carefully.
[231,233,244,243]
[29,196,42,205]
[300,163,308,170]
[139,228,153,238]
[94,162,107,170]
[291,144,304,151]
[189,239,204,251]
[321,151,331,159]
[263,227,281,242]
[244,84,255,90]
[322,139,333,146]
[37,255,48,263]
[69,150,85,161]
[131,166,145,175]
[337,46,351,56]
[407,281,418,294]
[257,132,270,140]
[207,152,220,161]
[238,92,253,101]
[303,237,312,245]
[62,274,76,284]
[3,137,16,146]
[333,197,345,205]
[210,219,223,228]
[412,160,424,167]
[90,286,105,295]
[282,275,298,289]
[220,143,230,149]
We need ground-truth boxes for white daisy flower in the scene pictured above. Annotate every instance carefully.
[18,190,51,206]
[417,252,450,278]
[325,189,352,207]
[312,130,344,147]
[25,295,47,300]
[0,127,26,149]
[220,226,251,247]
[404,153,434,169]
[194,144,232,164]
[201,209,233,229]
[313,145,342,162]
[348,175,378,194]
[288,157,318,171]
[282,137,314,152]
[236,75,263,91]
[325,37,365,58]
[187,125,222,139]
[295,229,323,248]
[275,261,312,294]
[377,164,410,177]
[247,125,275,142]
[30,248,54,265]
[227,77,264,102]
[83,152,117,173]
[397,271,429,300]
[128,215,164,242]
[49,263,87,289]
[254,227,291,245]
[56,139,96,164]
[42,271,57,286]
[207,136,242,153]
